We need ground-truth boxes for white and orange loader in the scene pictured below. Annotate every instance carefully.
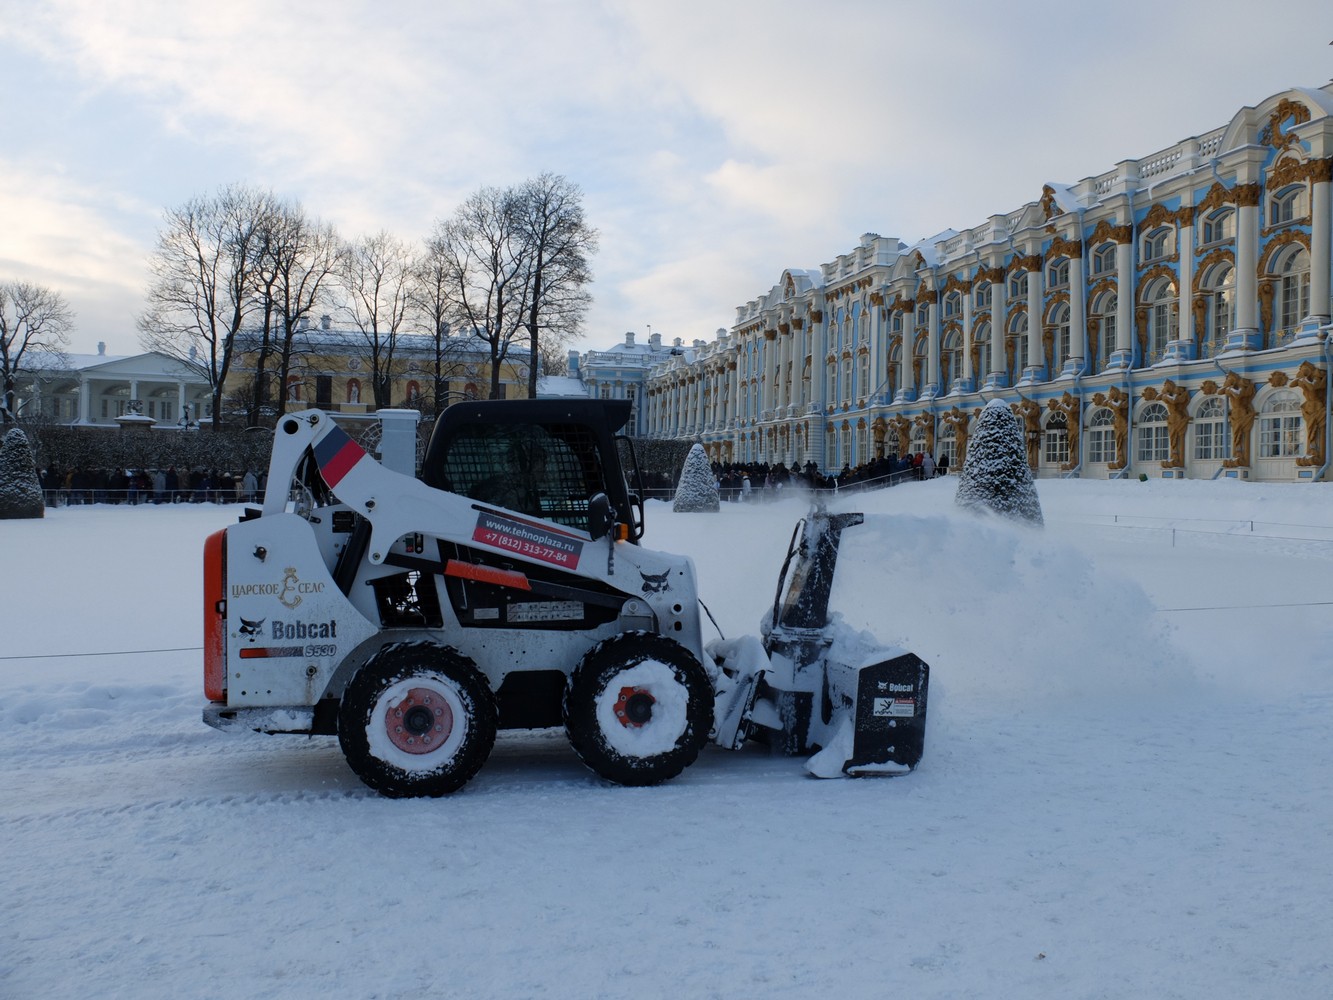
[203,399,928,797]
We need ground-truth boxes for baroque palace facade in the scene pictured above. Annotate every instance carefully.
[641,83,1333,482]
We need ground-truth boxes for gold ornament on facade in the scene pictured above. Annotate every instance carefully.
[811,311,824,323]
[1197,182,1236,214]
[1046,391,1082,471]
[1233,183,1263,208]
[912,412,936,457]
[1201,374,1256,467]
[1040,185,1061,220]
[1090,386,1129,470]
[1257,279,1276,337]
[1090,219,1132,246]
[1192,294,1208,334]
[1257,231,1312,277]
[941,272,973,295]
[1012,396,1044,469]
[888,414,912,457]
[1288,362,1328,467]
[1141,203,1179,231]
[915,282,937,304]
[1310,157,1333,184]
[1087,318,1101,367]
[1041,327,1056,375]
[1143,380,1191,468]
[942,406,970,466]
[1045,235,1083,261]
[1266,98,1311,149]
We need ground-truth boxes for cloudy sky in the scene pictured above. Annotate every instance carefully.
[2,0,1330,358]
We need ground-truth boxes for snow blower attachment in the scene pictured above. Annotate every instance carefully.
[710,507,929,777]
[202,402,927,796]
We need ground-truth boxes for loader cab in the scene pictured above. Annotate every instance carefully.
[421,399,644,542]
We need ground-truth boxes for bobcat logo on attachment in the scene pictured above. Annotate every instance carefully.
[238,617,266,638]
[640,570,671,594]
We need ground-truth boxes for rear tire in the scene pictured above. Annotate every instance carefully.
[338,642,496,797]
[563,632,713,786]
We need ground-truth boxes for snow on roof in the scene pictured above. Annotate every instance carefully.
[535,375,586,398]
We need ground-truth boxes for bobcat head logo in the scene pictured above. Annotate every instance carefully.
[640,570,671,594]
[238,616,266,638]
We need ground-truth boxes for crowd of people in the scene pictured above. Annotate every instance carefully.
[40,467,265,506]
[706,452,950,502]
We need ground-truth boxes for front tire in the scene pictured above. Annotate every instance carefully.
[338,642,497,798]
[563,632,714,786]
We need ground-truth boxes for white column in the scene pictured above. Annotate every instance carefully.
[926,295,940,395]
[1178,213,1195,352]
[1310,164,1331,324]
[1116,240,1134,358]
[961,285,974,386]
[1026,264,1044,377]
[1069,250,1086,369]
[1234,189,1260,335]
[990,271,1007,382]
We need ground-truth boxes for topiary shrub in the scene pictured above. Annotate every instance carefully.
[0,427,45,519]
[954,399,1043,525]
[672,443,720,512]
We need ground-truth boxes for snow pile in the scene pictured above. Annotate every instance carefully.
[672,442,719,512]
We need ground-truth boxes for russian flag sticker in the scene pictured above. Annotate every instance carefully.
[313,425,366,488]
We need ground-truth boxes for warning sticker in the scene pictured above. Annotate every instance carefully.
[873,697,916,718]
[472,511,583,569]
[508,601,584,622]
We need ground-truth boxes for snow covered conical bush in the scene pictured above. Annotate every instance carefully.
[672,443,720,512]
[955,399,1043,525]
[0,427,45,519]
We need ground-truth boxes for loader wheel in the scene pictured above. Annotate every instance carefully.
[338,643,497,798]
[563,632,713,787]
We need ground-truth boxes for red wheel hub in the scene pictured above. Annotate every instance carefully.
[386,687,454,754]
[613,686,656,728]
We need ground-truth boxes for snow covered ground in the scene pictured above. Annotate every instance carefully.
[3,478,1331,999]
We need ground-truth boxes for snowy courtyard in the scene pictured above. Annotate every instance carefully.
[2,478,1331,999]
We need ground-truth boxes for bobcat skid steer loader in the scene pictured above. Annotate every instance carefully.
[203,400,928,797]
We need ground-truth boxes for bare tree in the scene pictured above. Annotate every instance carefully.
[0,281,74,423]
[334,231,414,409]
[516,174,597,398]
[428,186,530,400]
[262,208,340,422]
[410,249,472,416]
[138,183,277,429]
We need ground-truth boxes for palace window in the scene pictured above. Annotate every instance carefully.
[1200,209,1235,246]
[1044,413,1069,465]
[1193,397,1230,461]
[1143,227,1174,262]
[1199,264,1233,359]
[1050,302,1071,368]
[943,291,962,319]
[1137,402,1169,463]
[974,322,991,379]
[941,331,962,391]
[1277,248,1311,337]
[1145,280,1178,363]
[1088,409,1116,464]
[1092,243,1117,275]
[1008,312,1029,382]
[1047,258,1070,289]
[1008,271,1029,300]
[974,281,992,310]
[1259,390,1303,458]
[1090,292,1117,371]
[1269,186,1305,227]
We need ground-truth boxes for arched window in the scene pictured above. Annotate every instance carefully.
[1090,291,1117,372]
[1193,396,1230,461]
[1143,227,1174,262]
[346,378,361,404]
[909,423,926,458]
[1007,313,1028,383]
[286,377,302,402]
[858,352,869,399]
[842,356,853,402]
[1044,412,1069,466]
[1091,243,1116,276]
[1199,264,1233,359]
[913,336,928,389]
[938,421,957,470]
[941,330,962,391]
[1145,279,1178,364]
[1088,408,1116,464]
[943,291,962,319]
[405,380,420,402]
[1049,301,1071,368]
[464,383,479,400]
[1259,390,1303,458]
[1137,401,1169,463]
[1201,208,1235,246]
[1047,258,1070,289]
[974,281,992,310]
[1277,247,1311,339]
[887,341,901,399]
[973,322,991,381]
[1008,270,1029,300]
[916,302,930,328]
[1269,186,1305,227]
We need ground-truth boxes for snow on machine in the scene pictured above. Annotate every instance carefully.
[202,400,928,796]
